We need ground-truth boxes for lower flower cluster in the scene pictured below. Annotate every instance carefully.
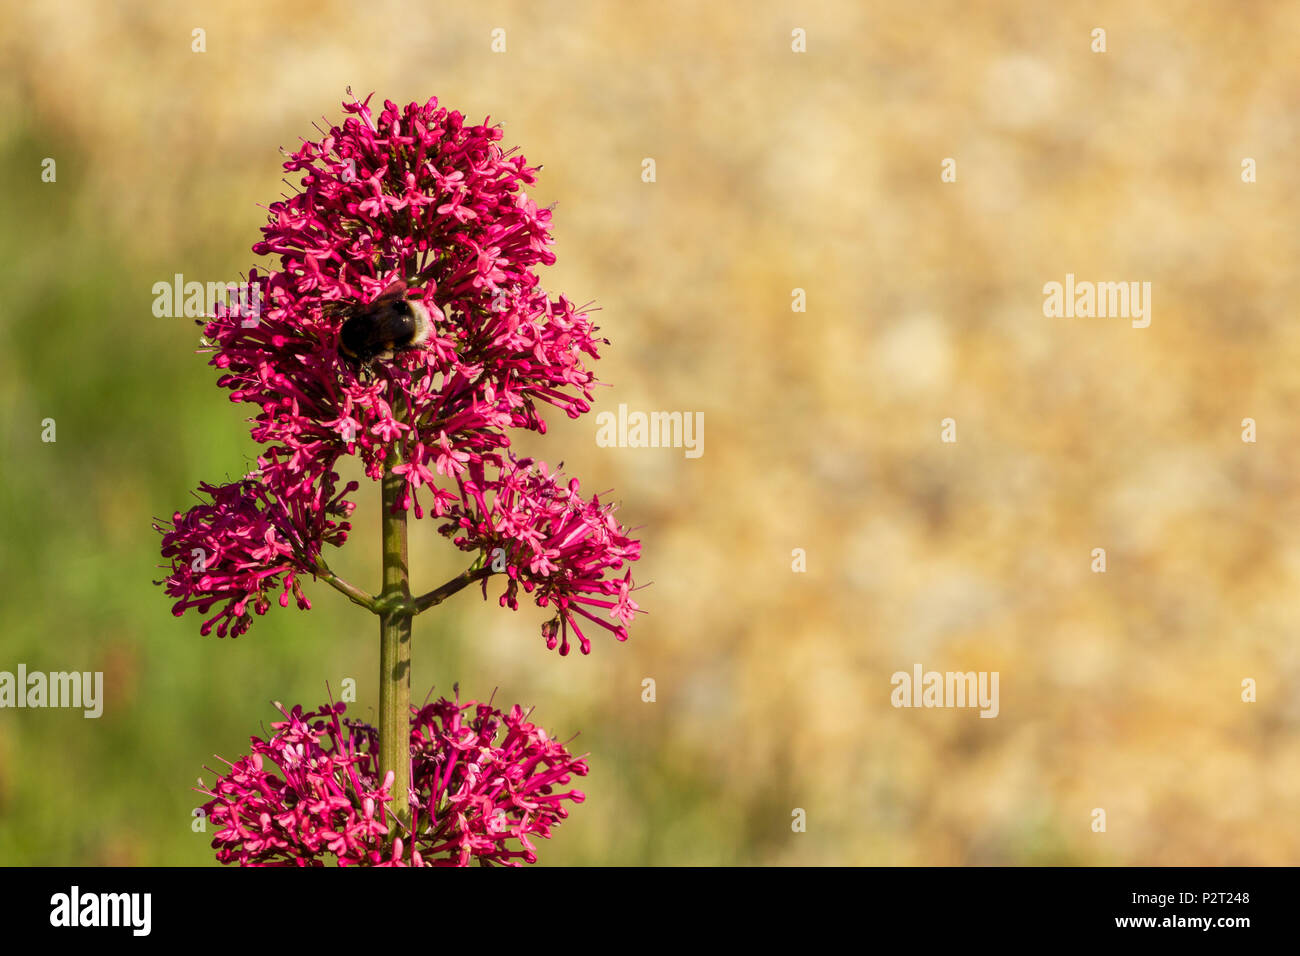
[199,697,588,866]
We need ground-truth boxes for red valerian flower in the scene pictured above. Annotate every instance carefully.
[155,470,356,638]
[446,456,642,655]
[211,92,606,511]
[157,93,642,645]
[198,697,588,866]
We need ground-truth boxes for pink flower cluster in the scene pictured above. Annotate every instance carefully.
[156,93,641,647]
[447,457,641,655]
[157,474,356,638]
[199,697,588,866]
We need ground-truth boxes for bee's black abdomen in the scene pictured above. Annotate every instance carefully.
[339,314,373,360]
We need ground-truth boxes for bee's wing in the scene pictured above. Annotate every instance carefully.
[371,279,408,305]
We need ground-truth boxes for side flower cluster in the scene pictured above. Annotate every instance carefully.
[446,457,641,655]
[156,474,356,638]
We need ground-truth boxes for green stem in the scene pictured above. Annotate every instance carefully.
[414,565,495,613]
[379,444,412,841]
[312,559,379,612]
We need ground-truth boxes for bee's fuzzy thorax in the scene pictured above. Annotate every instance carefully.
[407,299,434,346]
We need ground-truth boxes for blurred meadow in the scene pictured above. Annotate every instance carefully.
[2,0,1300,865]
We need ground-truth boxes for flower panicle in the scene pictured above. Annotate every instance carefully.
[159,94,641,646]
[203,94,608,515]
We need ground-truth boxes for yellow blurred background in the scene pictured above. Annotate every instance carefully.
[1,0,1299,865]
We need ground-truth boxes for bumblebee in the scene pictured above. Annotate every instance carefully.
[337,280,437,370]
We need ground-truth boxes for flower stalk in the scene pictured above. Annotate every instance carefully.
[379,442,412,836]
[166,93,645,866]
